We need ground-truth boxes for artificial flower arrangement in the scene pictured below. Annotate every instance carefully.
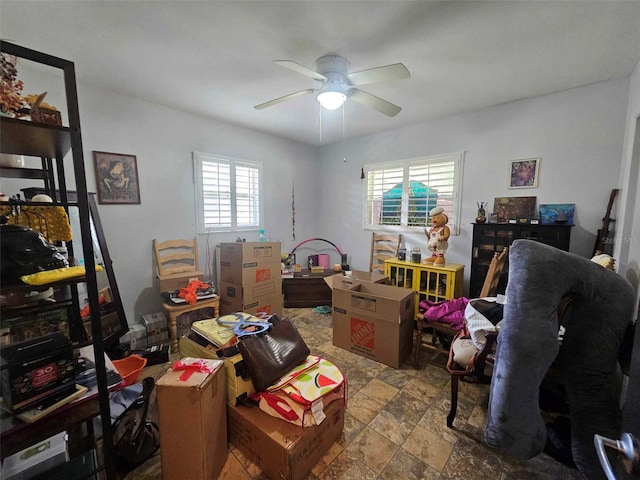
[1,53,59,123]
[0,53,24,116]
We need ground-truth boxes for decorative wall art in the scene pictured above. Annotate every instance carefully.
[539,204,575,225]
[508,157,540,189]
[493,196,537,223]
[93,151,141,204]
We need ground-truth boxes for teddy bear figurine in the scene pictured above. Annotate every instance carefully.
[423,207,450,266]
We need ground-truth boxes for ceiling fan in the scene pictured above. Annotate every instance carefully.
[254,55,410,117]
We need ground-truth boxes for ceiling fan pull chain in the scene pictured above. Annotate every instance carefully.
[342,103,347,162]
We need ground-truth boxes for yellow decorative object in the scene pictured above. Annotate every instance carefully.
[20,265,103,286]
[0,205,72,242]
[591,254,616,271]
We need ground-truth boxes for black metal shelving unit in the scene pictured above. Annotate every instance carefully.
[0,42,117,479]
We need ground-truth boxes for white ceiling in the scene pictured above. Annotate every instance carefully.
[2,1,640,147]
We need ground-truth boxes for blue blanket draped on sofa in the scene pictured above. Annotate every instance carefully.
[484,239,635,480]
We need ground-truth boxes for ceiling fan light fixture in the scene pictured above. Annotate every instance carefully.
[317,91,346,110]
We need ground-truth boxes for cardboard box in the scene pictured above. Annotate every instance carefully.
[228,398,345,480]
[157,359,227,480]
[178,335,255,405]
[323,271,387,290]
[119,323,147,350]
[219,292,283,317]
[219,242,281,264]
[219,279,282,311]
[155,271,204,293]
[141,312,169,345]
[348,270,390,284]
[219,260,282,286]
[331,281,415,368]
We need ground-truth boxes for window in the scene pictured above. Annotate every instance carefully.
[193,152,263,233]
[364,152,464,234]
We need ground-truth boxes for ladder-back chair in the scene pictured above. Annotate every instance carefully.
[370,232,401,275]
[445,247,508,427]
[153,237,200,278]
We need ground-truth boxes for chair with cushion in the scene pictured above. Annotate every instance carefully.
[369,232,401,275]
[445,247,508,427]
[484,239,635,480]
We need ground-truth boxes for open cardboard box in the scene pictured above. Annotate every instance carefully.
[325,275,415,368]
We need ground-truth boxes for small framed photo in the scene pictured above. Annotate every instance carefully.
[93,151,141,204]
[508,157,540,189]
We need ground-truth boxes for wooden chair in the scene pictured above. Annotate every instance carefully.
[444,248,508,427]
[412,249,507,367]
[154,237,200,278]
[369,232,401,275]
[154,238,222,353]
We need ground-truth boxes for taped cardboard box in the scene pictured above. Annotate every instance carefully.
[219,242,281,264]
[330,281,415,368]
[219,259,282,286]
[218,279,282,312]
[155,271,204,293]
[178,334,255,405]
[219,292,283,317]
[157,359,227,480]
[228,398,345,480]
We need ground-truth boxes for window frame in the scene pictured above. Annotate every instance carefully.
[362,152,465,235]
[193,151,264,234]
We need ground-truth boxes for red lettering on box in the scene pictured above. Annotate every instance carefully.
[255,268,271,282]
[257,305,272,315]
[350,318,375,349]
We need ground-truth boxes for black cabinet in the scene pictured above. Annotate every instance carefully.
[0,42,118,479]
[469,223,573,298]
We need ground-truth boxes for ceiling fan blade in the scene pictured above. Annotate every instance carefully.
[350,89,402,117]
[273,60,327,82]
[254,89,315,110]
[348,63,410,86]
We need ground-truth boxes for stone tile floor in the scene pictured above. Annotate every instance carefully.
[125,308,583,480]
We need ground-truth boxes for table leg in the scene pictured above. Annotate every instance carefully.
[168,312,178,353]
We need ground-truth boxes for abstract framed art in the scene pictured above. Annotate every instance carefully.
[508,157,540,189]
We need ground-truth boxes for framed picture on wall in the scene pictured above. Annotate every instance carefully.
[508,157,540,189]
[93,151,141,204]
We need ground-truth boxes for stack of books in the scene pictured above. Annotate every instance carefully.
[189,318,237,350]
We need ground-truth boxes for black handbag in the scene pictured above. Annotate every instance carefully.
[236,315,310,393]
[112,376,160,471]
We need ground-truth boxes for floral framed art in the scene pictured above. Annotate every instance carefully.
[508,157,540,189]
[93,151,141,204]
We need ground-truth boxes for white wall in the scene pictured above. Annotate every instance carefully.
[317,78,630,293]
[3,69,634,322]
[1,71,319,325]
[616,59,640,317]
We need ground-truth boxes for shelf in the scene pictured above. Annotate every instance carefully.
[0,166,49,180]
[1,41,118,479]
[0,117,71,158]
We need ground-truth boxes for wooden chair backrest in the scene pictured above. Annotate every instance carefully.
[370,232,401,274]
[153,237,199,276]
[479,248,508,298]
